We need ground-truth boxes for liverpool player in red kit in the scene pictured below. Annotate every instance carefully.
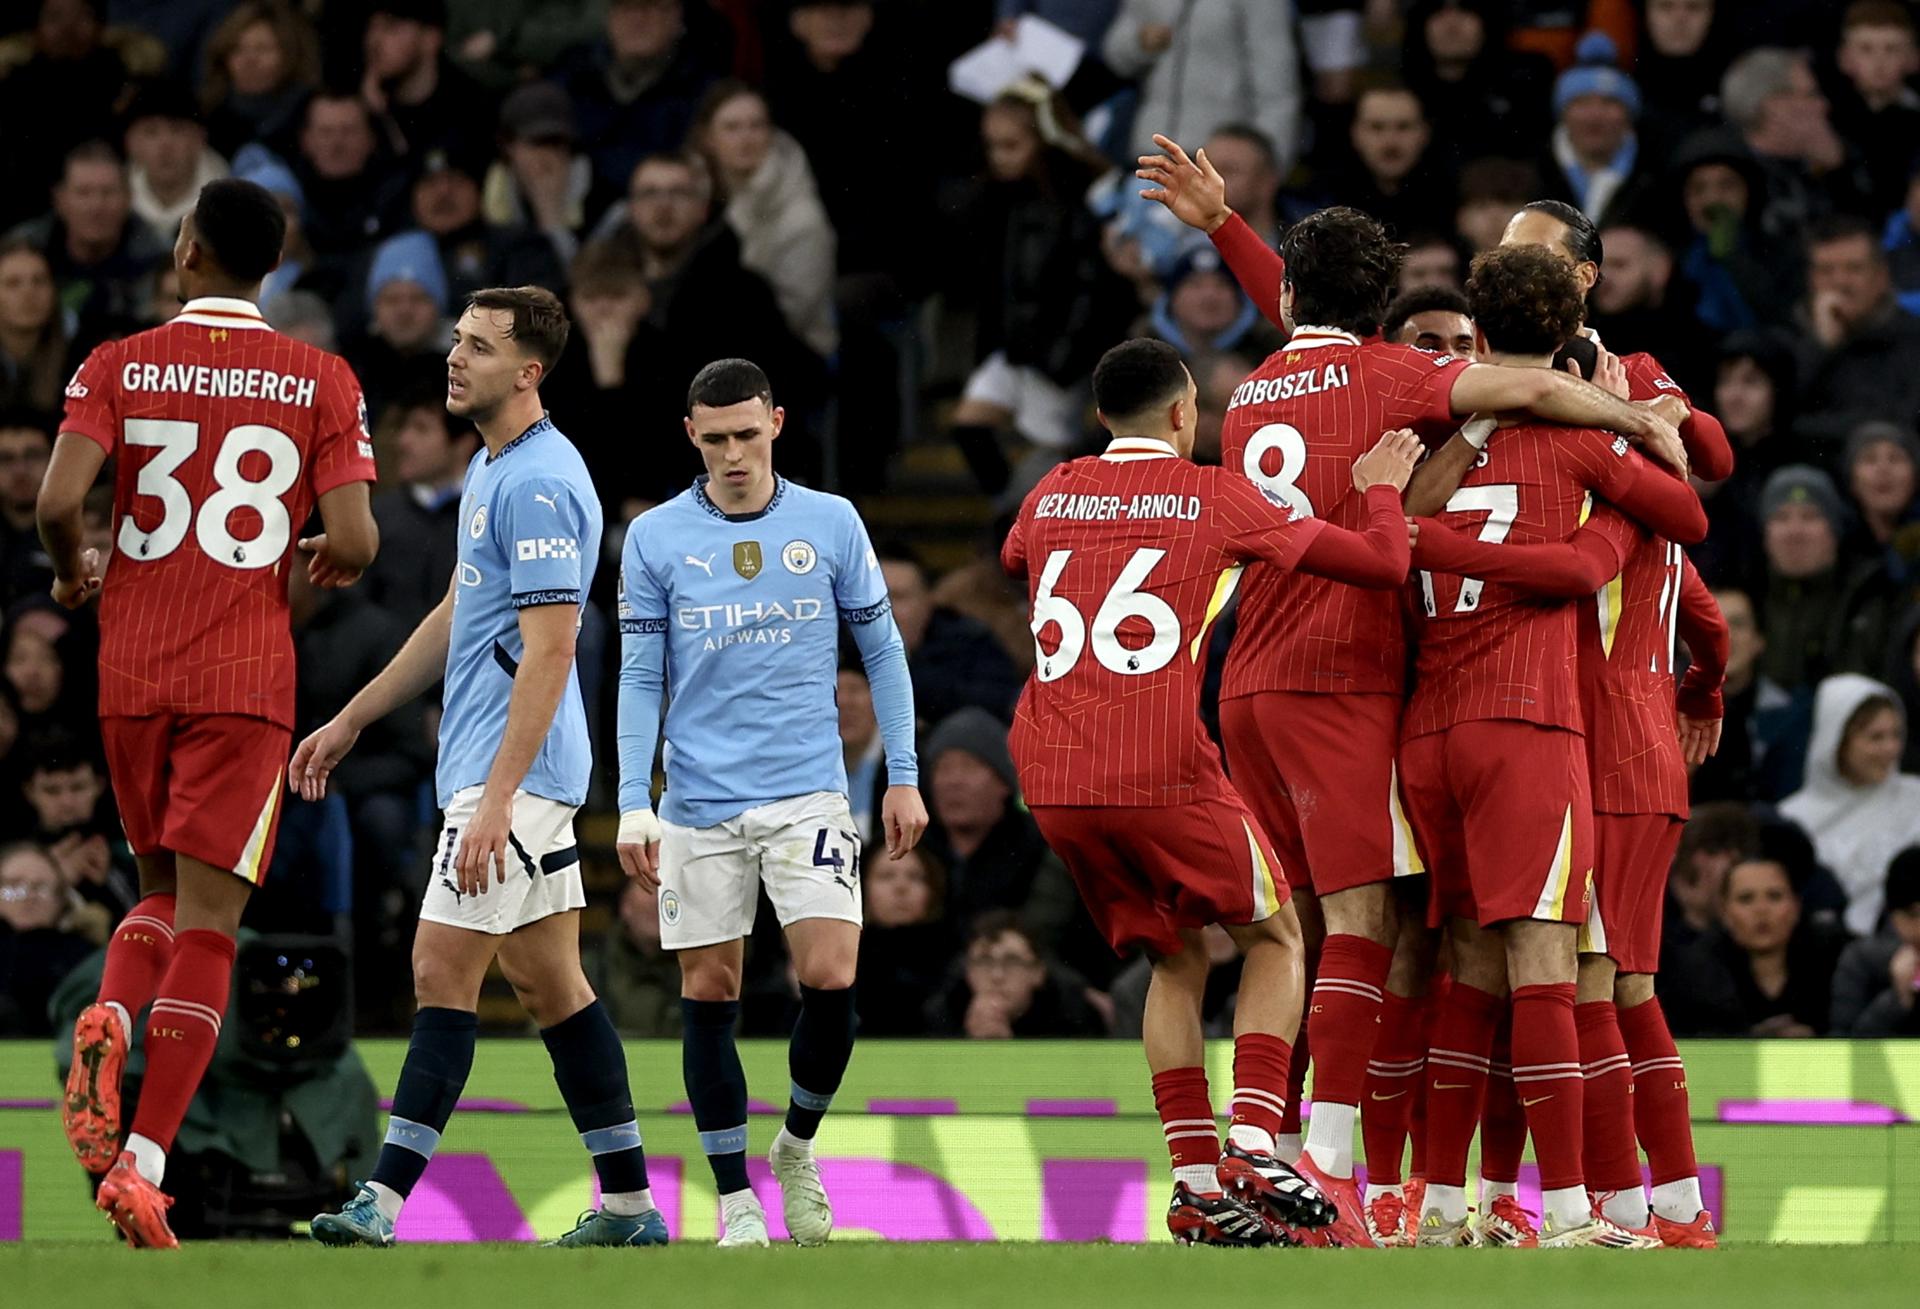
[1136,136,1686,1246]
[1004,339,1417,1245]
[1399,247,1705,1248]
[37,179,379,1247]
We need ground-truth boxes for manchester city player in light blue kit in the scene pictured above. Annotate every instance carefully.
[616,358,926,1248]
[298,288,665,1248]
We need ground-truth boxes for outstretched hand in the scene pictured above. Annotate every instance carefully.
[1136,134,1231,234]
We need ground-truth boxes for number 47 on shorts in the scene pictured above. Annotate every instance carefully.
[812,828,861,894]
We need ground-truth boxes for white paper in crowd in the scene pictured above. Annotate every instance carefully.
[947,16,1085,105]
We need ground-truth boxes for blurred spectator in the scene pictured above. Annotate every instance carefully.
[1662,801,1758,967]
[1664,854,1851,1036]
[1693,330,1794,588]
[196,0,322,159]
[0,841,97,1037]
[0,242,77,414]
[486,82,593,271]
[264,289,336,353]
[1829,846,1920,1035]
[1691,586,1801,804]
[414,150,565,307]
[0,0,143,231]
[360,0,493,176]
[21,727,135,918]
[362,389,479,630]
[1454,157,1541,253]
[1541,32,1653,229]
[928,538,1038,677]
[1668,129,1778,338]
[291,92,411,263]
[344,230,450,422]
[994,0,1120,44]
[1781,673,1920,934]
[1302,84,1449,242]
[1588,224,1702,387]
[943,84,1127,454]
[1841,421,1920,571]
[1396,233,1464,294]
[1756,465,1898,691]
[1891,608,1920,772]
[1110,922,1241,1038]
[1830,1,1920,221]
[855,845,958,1036]
[1200,124,1282,249]
[838,661,885,845]
[588,877,683,1037]
[1400,0,1553,166]
[3,622,66,737]
[557,0,730,207]
[12,142,168,338]
[879,545,1023,724]
[1719,48,1869,252]
[1636,0,1734,157]
[693,80,836,359]
[926,909,1104,1038]
[446,0,610,90]
[1795,216,1920,454]
[122,78,226,238]
[0,414,54,604]
[1383,284,1474,356]
[1103,0,1300,174]
[1142,245,1276,359]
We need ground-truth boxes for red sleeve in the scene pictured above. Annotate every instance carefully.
[1396,352,1472,442]
[1676,559,1728,721]
[58,339,121,453]
[1209,212,1286,330]
[1576,430,1709,545]
[1412,506,1635,597]
[1680,408,1735,482]
[1214,469,1325,569]
[307,356,379,496]
[1291,484,1409,587]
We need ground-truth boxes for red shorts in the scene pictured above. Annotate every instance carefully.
[1029,793,1290,956]
[1398,721,1593,929]
[102,714,290,884]
[1585,812,1683,974]
[1220,691,1423,895]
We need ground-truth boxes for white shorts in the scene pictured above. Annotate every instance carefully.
[418,786,587,936]
[962,351,1083,451]
[658,791,864,950]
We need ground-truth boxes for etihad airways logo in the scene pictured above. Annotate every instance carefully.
[678,597,826,651]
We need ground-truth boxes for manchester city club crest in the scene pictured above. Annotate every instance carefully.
[469,503,487,538]
[733,540,763,580]
[782,540,817,575]
[660,890,681,926]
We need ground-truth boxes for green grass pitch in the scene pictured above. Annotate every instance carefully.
[5,1243,1918,1308]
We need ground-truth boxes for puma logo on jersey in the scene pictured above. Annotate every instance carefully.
[685,553,715,576]
[533,492,560,512]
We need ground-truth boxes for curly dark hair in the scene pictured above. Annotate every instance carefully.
[1278,207,1404,337]
[1465,246,1586,357]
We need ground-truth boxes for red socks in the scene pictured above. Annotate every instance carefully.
[1362,991,1425,1186]
[1422,982,1504,1188]
[1617,997,1698,1186]
[98,893,176,1018]
[1229,1033,1292,1142]
[1577,1000,1641,1194]
[1152,1066,1218,1172]
[1510,983,1584,1193]
[1306,935,1392,1108]
[1479,1019,1527,1184]
[130,929,237,1153]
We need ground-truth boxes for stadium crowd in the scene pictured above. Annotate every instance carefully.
[3,0,1920,1044]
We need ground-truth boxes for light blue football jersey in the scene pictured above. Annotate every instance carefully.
[618,476,910,827]
[437,416,601,807]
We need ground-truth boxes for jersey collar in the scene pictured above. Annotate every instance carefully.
[695,474,787,522]
[486,413,554,464]
[1100,437,1180,462]
[174,296,269,330]
[1286,326,1361,351]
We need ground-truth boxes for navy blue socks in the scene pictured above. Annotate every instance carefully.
[786,984,857,1141]
[543,1000,651,1208]
[369,1007,477,1201]
[682,998,750,1193]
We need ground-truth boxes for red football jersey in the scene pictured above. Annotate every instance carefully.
[60,297,377,730]
[1577,358,1703,818]
[1406,423,1654,740]
[1002,437,1327,807]
[1218,330,1468,698]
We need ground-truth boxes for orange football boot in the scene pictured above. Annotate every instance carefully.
[63,1004,128,1174]
[95,1153,178,1249]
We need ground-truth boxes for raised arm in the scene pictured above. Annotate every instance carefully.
[1136,134,1286,326]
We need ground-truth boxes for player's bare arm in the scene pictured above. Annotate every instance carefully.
[292,574,455,801]
[37,431,109,609]
[453,599,577,895]
[300,481,380,589]
[1449,365,1687,474]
